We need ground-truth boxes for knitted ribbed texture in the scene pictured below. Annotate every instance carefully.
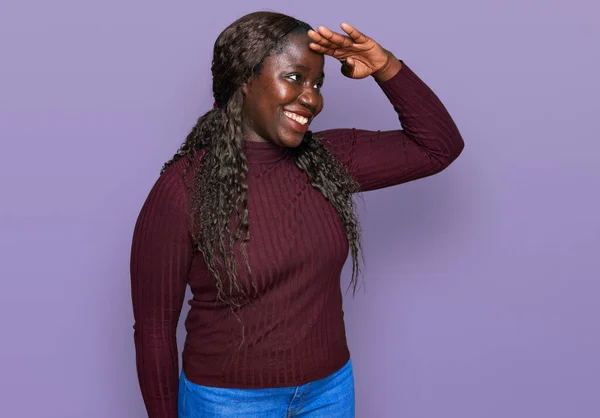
[130,61,464,417]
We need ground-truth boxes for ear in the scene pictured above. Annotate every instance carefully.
[241,74,255,96]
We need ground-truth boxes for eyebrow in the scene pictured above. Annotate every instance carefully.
[293,64,325,78]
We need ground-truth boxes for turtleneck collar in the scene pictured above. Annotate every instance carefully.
[244,140,290,164]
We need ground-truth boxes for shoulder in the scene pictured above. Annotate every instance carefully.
[313,128,355,153]
[146,149,207,213]
[161,148,207,185]
[312,128,356,169]
[314,128,354,143]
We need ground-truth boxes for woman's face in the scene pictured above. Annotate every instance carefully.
[242,33,325,148]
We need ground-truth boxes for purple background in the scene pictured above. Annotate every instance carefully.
[1,1,598,417]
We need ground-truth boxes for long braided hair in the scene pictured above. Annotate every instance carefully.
[162,11,363,305]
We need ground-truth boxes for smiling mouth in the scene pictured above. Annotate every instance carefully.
[283,111,309,126]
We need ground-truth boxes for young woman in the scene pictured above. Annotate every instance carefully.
[130,10,464,418]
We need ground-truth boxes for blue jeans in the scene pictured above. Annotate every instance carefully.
[178,359,355,417]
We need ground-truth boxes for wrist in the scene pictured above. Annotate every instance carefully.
[372,50,403,82]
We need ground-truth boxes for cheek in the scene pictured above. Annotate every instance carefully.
[310,97,324,118]
[273,83,298,103]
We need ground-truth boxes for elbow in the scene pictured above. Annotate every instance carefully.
[449,136,465,162]
[432,135,465,173]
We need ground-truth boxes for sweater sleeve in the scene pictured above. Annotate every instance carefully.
[317,60,464,192]
[130,165,193,418]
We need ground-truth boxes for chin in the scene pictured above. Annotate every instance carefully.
[286,139,305,148]
[279,136,305,148]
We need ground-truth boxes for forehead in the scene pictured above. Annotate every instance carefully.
[263,33,324,72]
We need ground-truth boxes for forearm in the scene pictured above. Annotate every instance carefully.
[320,60,464,192]
[376,59,464,165]
[134,328,180,418]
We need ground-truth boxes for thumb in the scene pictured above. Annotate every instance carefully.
[340,58,355,77]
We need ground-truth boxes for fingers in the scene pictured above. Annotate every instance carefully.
[340,22,369,44]
[308,28,345,58]
[307,29,335,49]
[314,25,354,48]
[308,42,335,56]
[307,22,372,63]
[309,42,348,61]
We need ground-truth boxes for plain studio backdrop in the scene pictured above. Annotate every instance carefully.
[1,1,598,417]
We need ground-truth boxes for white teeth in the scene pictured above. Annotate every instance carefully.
[284,111,309,125]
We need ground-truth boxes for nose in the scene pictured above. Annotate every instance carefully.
[298,86,319,112]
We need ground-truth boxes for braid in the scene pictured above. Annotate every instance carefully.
[293,133,364,293]
[193,91,253,304]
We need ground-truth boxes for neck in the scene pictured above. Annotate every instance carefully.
[243,139,289,164]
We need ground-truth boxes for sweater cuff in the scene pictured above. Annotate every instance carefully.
[376,59,412,87]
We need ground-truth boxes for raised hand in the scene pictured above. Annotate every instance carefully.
[307,23,401,80]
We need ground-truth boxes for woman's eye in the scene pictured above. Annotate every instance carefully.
[287,74,322,89]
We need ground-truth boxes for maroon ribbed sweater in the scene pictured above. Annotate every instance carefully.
[130,61,464,417]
